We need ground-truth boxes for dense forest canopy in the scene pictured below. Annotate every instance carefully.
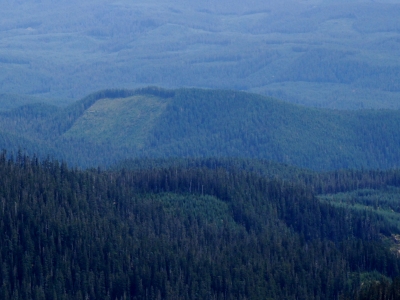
[2,152,400,299]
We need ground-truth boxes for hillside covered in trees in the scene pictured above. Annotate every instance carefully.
[1,87,400,170]
[2,153,400,299]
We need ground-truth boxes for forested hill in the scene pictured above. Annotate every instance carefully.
[2,152,400,299]
[1,87,400,170]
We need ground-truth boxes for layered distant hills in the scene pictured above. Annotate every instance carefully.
[1,87,400,170]
[1,0,400,109]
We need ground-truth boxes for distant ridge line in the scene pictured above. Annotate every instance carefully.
[85,86,175,101]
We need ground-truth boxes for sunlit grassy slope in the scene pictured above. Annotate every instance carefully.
[64,94,168,149]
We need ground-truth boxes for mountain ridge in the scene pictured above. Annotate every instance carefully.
[1,87,400,170]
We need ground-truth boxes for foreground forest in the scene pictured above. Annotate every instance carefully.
[2,153,400,299]
[1,87,400,170]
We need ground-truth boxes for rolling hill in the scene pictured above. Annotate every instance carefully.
[1,87,400,170]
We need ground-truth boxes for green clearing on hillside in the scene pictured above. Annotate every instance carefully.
[319,187,400,230]
[64,94,169,149]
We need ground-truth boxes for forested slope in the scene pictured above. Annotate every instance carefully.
[1,153,400,299]
[1,87,400,170]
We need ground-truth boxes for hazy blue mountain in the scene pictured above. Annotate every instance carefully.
[0,0,400,109]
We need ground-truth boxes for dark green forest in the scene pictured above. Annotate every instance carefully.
[1,87,400,170]
[2,152,400,299]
